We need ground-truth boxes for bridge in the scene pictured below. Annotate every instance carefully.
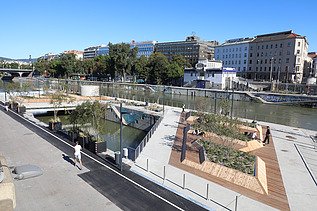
[0,68,33,77]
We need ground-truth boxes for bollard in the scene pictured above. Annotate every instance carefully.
[235,195,238,211]
[163,166,166,181]
[182,174,186,189]
[146,159,149,172]
[206,184,209,200]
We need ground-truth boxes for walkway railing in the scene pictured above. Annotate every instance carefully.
[127,115,163,161]
[134,156,240,211]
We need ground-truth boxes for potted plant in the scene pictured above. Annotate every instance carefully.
[49,90,74,131]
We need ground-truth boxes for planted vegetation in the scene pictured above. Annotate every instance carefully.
[200,140,256,175]
[192,112,252,142]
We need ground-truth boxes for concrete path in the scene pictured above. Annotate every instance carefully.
[0,106,206,211]
[260,122,317,211]
[0,109,120,211]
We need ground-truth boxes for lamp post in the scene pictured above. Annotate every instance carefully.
[270,57,274,82]
[119,102,123,171]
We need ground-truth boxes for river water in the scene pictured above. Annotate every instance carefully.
[103,88,317,131]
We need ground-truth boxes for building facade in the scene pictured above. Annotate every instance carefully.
[155,36,219,67]
[214,37,254,74]
[130,40,157,58]
[83,45,105,59]
[184,59,236,89]
[247,30,308,83]
[63,50,84,60]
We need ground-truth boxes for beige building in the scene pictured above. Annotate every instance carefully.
[63,50,84,60]
[247,30,308,83]
[155,36,219,67]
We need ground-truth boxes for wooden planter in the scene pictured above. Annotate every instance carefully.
[49,122,62,131]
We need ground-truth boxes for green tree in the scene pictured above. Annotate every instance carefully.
[172,55,190,68]
[166,62,184,85]
[133,55,148,81]
[109,43,138,82]
[147,53,169,85]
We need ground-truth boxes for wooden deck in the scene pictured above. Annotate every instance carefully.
[169,113,290,211]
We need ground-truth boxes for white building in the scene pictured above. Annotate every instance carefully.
[184,59,237,89]
[214,37,254,74]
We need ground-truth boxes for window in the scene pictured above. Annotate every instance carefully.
[249,60,252,64]
[279,51,282,56]
[280,43,283,48]
[297,58,300,63]
[238,60,241,64]
[275,44,278,48]
[271,44,273,49]
[287,42,291,47]
[298,42,300,46]
[244,53,247,57]
[249,67,251,71]
[243,67,246,71]
[286,58,289,63]
[260,67,262,71]
[244,60,246,64]
[297,50,300,54]
[256,67,258,71]
[265,59,267,64]
[260,60,263,64]
[245,47,247,51]
[257,53,259,57]
[279,58,281,63]
[264,67,267,71]
[257,46,260,50]
[250,46,253,50]
[262,45,264,49]
[266,45,268,49]
[287,51,290,55]
[250,53,253,57]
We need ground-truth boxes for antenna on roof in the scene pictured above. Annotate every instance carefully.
[191,31,196,36]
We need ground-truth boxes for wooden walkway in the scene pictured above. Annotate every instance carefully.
[169,113,290,211]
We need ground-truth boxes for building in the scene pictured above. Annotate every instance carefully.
[97,45,109,56]
[83,45,105,59]
[184,59,236,89]
[155,36,219,67]
[214,37,254,74]
[248,30,308,83]
[130,40,157,58]
[63,50,84,60]
[38,53,59,61]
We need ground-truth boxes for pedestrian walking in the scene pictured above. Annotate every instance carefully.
[263,126,271,145]
[182,104,185,112]
[74,141,83,170]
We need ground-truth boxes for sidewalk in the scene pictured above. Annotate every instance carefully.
[130,106,277,211]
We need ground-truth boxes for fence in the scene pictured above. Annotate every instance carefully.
[135,156,241,211]
[127,115,163,161]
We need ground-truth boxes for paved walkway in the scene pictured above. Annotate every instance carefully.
[0,109,120,211]
[0,106,206,211]
[131,106,317,211]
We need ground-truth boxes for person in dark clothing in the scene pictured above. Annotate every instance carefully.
[263,126,271,144]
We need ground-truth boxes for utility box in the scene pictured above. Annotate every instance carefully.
[123,148,128,158]
[80,85,99,97]
[115,151,121,165]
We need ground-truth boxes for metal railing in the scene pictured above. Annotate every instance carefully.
[127,115,163,161]
[134,156,240,211]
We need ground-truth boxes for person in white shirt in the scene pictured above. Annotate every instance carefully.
[74,141,83,170]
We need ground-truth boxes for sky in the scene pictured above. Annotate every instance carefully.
[1,0,316,59]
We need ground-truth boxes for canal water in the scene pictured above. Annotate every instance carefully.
[104,88,317,131]
[1,79,317,131]
[35,115,146,152]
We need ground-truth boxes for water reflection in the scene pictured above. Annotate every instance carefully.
[36,115,146,151]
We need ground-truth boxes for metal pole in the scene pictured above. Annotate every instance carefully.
[214,92,217,114]
[235,195,238,211]
[119,102,123,171]
[183,174,186,189]
[206,184,209,200]
[231,90,234,119]
[270,57,273,82]
[146,158,149,172]
[163,165,166,181]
